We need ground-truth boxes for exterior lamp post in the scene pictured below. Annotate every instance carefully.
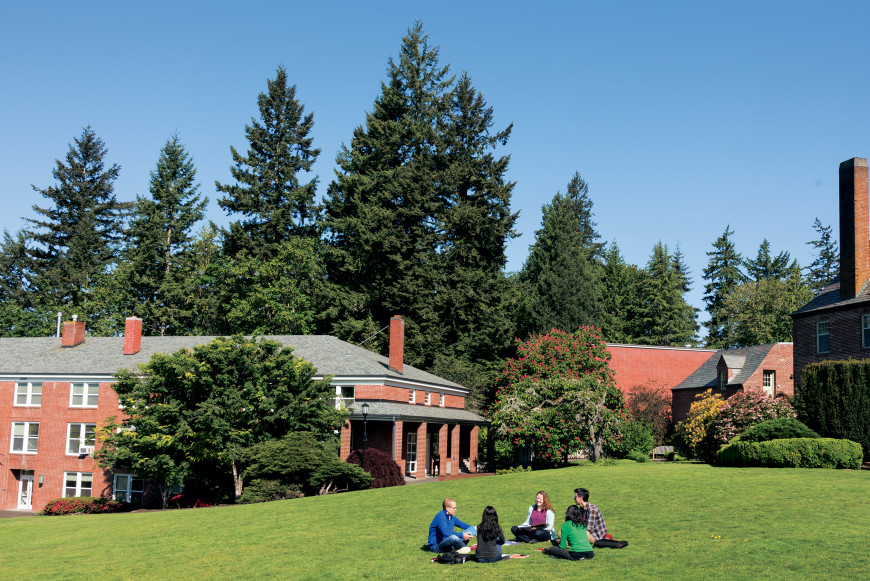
[361,402,369,470]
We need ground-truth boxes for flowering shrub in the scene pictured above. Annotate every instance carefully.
[627,382,672,445]
[42,497,126,516]
[706,389,795,451]
[673,390,725,459]
[170,493,213,508]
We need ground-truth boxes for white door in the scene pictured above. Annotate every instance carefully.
[18,471,34,509]
[406,433,417,474]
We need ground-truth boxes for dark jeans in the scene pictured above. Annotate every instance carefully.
[511,525,550,543]
[545,547,594,561]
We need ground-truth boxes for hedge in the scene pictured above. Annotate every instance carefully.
[42,497,127,515]
[716,437,862,469]
[798,359,870,453]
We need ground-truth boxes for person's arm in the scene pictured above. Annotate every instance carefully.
[428,514,442,550]
[544,509,555,531]
[497,531,506,545]
[518,505,533,528]
[587,505,608,541]
[559,522,570,550]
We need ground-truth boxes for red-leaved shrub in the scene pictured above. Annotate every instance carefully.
[346,447,405,488]
[42,497,126,516]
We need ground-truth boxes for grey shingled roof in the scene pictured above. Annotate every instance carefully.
[0,334,464,391]
[347,400,486,424]
[793,279,870,315]
[672,344,781,390]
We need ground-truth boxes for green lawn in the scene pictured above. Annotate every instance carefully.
[2,462,868,580]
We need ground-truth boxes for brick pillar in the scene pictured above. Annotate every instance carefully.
[339,421,352,461]
[839,157,870,299]
[438,424,448,476]
[394,420,405,475]
[415,422,427,479]
[468,425,479,473]
[450,424,461,475]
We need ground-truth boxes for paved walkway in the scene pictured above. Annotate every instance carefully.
[405,472,494,485]
[0,509,35,518]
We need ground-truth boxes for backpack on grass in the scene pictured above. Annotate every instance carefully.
[436,550,467,564]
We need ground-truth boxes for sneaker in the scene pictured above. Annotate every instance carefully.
[529,539,538,544]
[457,546,472,555]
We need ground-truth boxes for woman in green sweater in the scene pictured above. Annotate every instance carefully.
[544,505,594,561]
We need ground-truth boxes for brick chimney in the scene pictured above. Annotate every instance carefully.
[61,316,86,348]
[839,157,870,300]
[124,316,143,355]
[388,315,404,374]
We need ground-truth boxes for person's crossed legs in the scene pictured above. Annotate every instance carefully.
[434,535,466,553]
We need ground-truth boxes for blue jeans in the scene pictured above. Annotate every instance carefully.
[433,535,466,553]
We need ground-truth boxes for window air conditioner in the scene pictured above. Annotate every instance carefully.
[78,446,94,455]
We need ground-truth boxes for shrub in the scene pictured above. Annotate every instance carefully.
[346,447,405,488]
[42,497,126,516]
[626,450,648,463]
[496,465,532,475]
[673,390,725,459]
[606,419,656,458]
[797,360,870,454]
[665,451,686,462]
[717,438,862,469]
[628,381,673,445]
[739,417,820,443]
[237,479,303,504]
[707,388,795,447]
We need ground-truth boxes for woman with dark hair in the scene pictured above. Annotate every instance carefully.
[543,505,594,561]
[474,506,506,563]
[511,490,556,543]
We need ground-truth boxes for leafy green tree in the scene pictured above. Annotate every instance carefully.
[518,173,602,338]
[720,272,813,345]
[24,127,130,311]
[703,225,745,348]
[217,67,320,259]
[636,241,697,346]
[123,135,206,335]
[804,218,839,293]
[744,239,795,281]
[98,336,346,502]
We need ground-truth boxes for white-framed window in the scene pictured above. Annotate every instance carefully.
[64,472,93,498]
[425,391,431,405]
[817,321,830,354]
[439,393,445,407]
[14,382,42,406]
[762,370,775,396]
[67,423,96,454]
[409,389,415,404]
[70,382,99,407]
[113,474,145,504]
[863,315,870,349]
[11,422,39,453]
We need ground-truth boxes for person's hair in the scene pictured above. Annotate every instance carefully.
[535,490,554,513]
[566,505,588,527]
[477,506,503,542]
[574,487,590,502]
[443,498,455,510]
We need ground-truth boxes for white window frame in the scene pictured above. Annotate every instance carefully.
[11,422,39,453]
[863,315,870,349]
[409,389,415,404]
[70,382,99,407]
[14,382,42,406]
[113,473,145,504]
[425,391,431,405]
[817,321,830,354]
[64,472,93,498]
[718,369,727,391]
[67,423,97,455]
[762,370,775,396]
[439,393,445,407]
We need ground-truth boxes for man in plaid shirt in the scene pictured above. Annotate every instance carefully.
[575,487,628,548]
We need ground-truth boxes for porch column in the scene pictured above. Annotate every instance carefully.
[450,424,461,474]
[415,422,427,479]
[469,425,479,473]
[394,420,405,475]
[438,424,448,477]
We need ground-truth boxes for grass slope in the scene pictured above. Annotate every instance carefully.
[1,462,868,580]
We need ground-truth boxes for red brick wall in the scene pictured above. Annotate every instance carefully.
[1,379,122,512]
[353,384,408,402]
[607,345,715,400]
[444,394,464,409]
[741,343,794,396]
[793,305,870,386]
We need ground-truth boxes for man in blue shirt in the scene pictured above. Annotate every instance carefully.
[428,498,475,554]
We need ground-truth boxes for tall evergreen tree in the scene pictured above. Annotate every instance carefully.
[217,66,320,259]
[124,135,206,335]
[671,244,701,341]
[566,171,604,261]
[636,241,697,346]
[805,218,839,293]
[599,241,644,343]
[703,225,745,348]
[321,22,455,365]
[24,127,129,310]
[518,174,603,338]
[744,238,794,281]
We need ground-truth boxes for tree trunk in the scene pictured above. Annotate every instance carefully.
[232,459,243,500]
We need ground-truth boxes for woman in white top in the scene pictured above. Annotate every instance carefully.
[511,490,556,543]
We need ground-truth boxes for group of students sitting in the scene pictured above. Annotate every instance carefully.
[427,488,627,563]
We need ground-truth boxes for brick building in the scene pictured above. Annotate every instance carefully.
[670,343,794,422]
[1,315,485,512]
[792,158,870,385]
[606,344,716,401]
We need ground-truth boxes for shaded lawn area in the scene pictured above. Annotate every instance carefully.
[1,462,867,580]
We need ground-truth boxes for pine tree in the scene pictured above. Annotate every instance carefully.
[566,171,604,261]
[24,127,129,310]
[123,135,206,335]
[703,225,745,348]
[217,67,320,259]
[744,238,794,281]
[636,241,697,346]
[321,22,455,365]
[805,218,839,293]
[598,241,644,343]
[518,174,602,337]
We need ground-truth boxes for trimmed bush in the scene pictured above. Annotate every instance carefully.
[237,479,303,504]
[717,438,862,469]
[626,450,648,463]
[739,418,820,443]
[797,359,870,453]
[346,447,405,488]
[42,497,126,516]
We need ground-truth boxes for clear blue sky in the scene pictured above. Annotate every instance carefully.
[2,1,868,326]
